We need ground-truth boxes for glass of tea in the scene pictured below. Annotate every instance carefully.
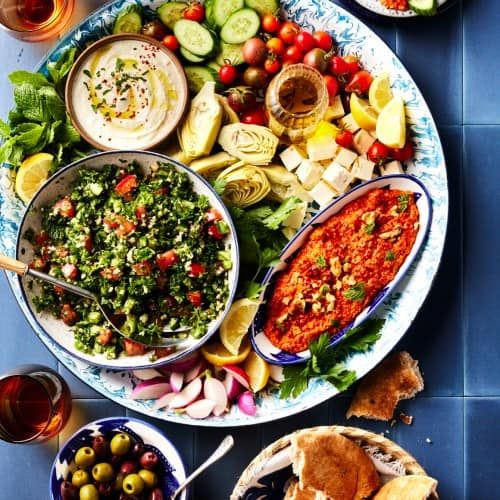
[0,364,72,444]
[0,0,75,42]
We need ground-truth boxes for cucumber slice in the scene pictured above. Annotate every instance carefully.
[205,0,216,26]
[408,0,437,15]
[220,8,260,44]
[157,2,187,30]
[113,5,142,34]
[207,61,221,72]
[174,19,216,57]
[184,66,218,93]
[180,46,206,63]
[244,0,279,16]
[215,41,245,66]
[213,0,245,27]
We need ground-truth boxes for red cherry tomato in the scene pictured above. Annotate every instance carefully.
[183,2,204,22]
[156,250,179,271]
[188,262,206,277]
[266,37,285,56]
[162,35,179,51]
[391,141,414,162]
[61,303,78,326]
[115,174,138,198]
[329,56,349,76]
[219,63,238,85]
[344,55,361,75]
[207,223,226,240]
[283,45,303,65]
[323,75,339,97]
[264,57,281,74]
[52,196,75,218]
[187,291,202,307]
[261,14,281,33]
[294,31,316,52]
[62,263,78,280]
[345,70,373,94]
[241,106,267,125]
[313,31,333,51]
[278,21,300,45]
[335,130,354,149]
[368,141,391,163]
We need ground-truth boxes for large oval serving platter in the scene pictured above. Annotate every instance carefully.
[0,0,448,426]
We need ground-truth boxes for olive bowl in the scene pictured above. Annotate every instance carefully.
[50,417,187,500]
[16,150,240,370]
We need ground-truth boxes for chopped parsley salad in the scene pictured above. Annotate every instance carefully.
[26,161,232,360]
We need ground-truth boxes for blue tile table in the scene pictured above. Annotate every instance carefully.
[0,1,497,498]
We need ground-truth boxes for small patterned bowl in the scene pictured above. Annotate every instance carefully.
[50,417,186,500]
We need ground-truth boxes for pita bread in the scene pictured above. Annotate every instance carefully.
[284,479,321,500]
[290,429,380,500]
[373,475,438,499]
[347,352,424,421]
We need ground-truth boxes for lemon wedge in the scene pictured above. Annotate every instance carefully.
[244,351,270,392]
[350,93,378,130]
[376,96,406,149]
[15,152,53,204]
[219,298,260,355]
[369,73,393,113]
[201,339,252,367]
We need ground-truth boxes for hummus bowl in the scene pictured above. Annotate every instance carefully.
[65,34,188,151]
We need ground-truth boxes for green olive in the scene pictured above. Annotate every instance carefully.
[122,473,145,495]
[71,469,90,488]
[79,483,99,500]
[74,447,96,469]
[92,462,115,482]
[138,469,157,489]
[110,432,132,456]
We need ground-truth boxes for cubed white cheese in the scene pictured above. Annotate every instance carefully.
[381,160,404,175]
[334,146,358,169]
[338,113,360,133]
[353,129,376,155]
[322,162,353,193]
[279,145,307,171]
[352,157,376,181]
[306,138,337,161]
[308,180,338,206]
[282,201,307,229]
[324,95,345,121]
[296,160,324,190]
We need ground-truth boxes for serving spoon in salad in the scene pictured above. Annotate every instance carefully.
[0,254,195,349]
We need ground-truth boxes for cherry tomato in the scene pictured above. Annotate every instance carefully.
[303,48,328,73]
[294,31,316,52]
[368,141,391,163]
[241,106,267,125]
[124,339,146,356]
[62,263,78,280]
[187,291,202,307]
[219,63,238,85]
[61,303,78,326]
[242,38,267,66]
[266,37,285,56]
[262,14,281,33]
[323,75,339,97]
[344,55,361,75]
[183,2,204,22]
[52,196,75,218]
[207,223,225,240]
[278,21,300,45]
[205,208,223,223]
[313,31,333,51]
[283,45,303,65]
[156,250,178,271]
[391,141,414,162]
[264,57,281,74]
[243,66,269,89]
[162,35,179,51]
[226,86,256,113]
[335,129,354,149]
[132,260,153,276]
[188,262,206,277]
[329,56,349,76]
[115,174,138,198]
[345,70,373,94]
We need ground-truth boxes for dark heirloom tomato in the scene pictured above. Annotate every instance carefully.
[242,38,267,66]
[226,86,256,113]
[303,48,328,73]
[243,66,269,89]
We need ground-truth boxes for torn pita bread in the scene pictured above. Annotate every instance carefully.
[347,351,424,421]
[373,475,438,499]
[290,429,380,500]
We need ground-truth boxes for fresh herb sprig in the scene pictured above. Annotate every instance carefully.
[279,318,385,399]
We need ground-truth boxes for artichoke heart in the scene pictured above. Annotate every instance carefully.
[217,163,271,208]
[260,165,313,203]
[190,152,238,176]
[218,124,279,166]
[178,82,223,163]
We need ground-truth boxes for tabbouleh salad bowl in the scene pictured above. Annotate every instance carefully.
[15,150,239,370]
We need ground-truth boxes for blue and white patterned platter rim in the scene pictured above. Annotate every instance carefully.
[352,0,447,18]
[50,417,187,499]
[251,174,432,365]
[0,0,448,426]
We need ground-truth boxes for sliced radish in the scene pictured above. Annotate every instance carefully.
[132,369,162,381]
[185,360,206,383]
[130,378,171,400]
[223,373,243,401]
[163,351,201,373]
[185,399,216,419]
[238,391,257,416]
[222,365,250,390]
[169,378,202,409]
[153,392,176,411]
[269,364,285,383]
[170,372,184,393]
[204,377,228,416]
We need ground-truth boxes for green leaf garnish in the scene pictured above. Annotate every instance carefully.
[385,250,395,261]
[364,221,376,234]
[343,282,366,301]
[316,255,327,268]
[397,193,410,212]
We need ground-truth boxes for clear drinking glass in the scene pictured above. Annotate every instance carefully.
[0,0,74,42]
[0,364,72,443]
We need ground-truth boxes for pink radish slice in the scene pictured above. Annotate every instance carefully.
[269,365,284,383]
[132,369,162,380]
[170,372,184,393]
[130,378,171,400]
[153,392,176,411]
[169,377,202,409]
[185,360,206,383]
[185,399,216,419]
[204,378,228,416]
[223,373,243,401]
[162,351,200,373]
[238,391,257,416]
[222,365,250,390]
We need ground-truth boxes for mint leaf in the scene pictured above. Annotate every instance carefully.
[262,196,302,230]
[9,71,51,89]
[0,137,24,166]
[15,123,47,154]
[14,84,50,123]
[47,47,77,84]
[58,121,81,146]
[39,86,66,121]
[46,120,62,144]
[0,119,11,137]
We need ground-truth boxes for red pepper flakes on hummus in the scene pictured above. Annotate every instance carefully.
[381,0,409,11]
[263,188,419,353]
